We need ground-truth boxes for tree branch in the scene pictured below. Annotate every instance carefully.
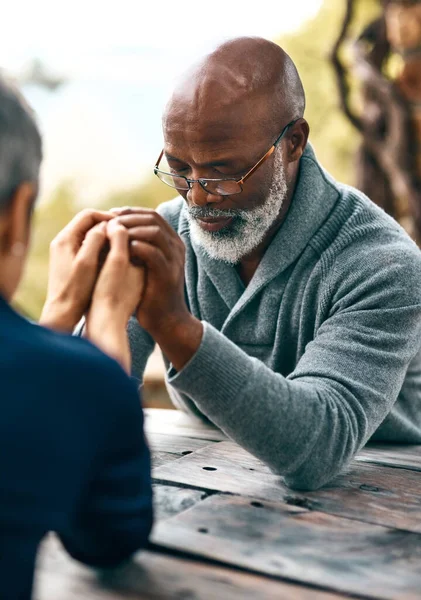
[330,0,363,131]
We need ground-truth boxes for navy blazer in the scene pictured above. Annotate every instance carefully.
[0,295,153,599]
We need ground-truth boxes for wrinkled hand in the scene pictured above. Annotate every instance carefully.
[113,208,187,336]
[88,219,145,329]
[85,219,145,372]
[40,209,113,332]
[113,207,203,371]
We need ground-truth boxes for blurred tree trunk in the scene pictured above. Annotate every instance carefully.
[331,0,421,242]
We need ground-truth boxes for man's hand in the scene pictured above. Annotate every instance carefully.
[85,219,145,373]
[40,209,113,332]
[114,208,203,371]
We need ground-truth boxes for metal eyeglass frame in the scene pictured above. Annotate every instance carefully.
[153,119,298,196]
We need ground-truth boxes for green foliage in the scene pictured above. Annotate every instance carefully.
[13,183,78,319]
[278,0,380,184]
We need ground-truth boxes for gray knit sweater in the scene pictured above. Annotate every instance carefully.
[128,144,421,490]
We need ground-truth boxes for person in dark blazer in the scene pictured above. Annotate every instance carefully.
[0,76,153,599]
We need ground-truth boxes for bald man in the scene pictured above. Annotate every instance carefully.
[116,37,421,490]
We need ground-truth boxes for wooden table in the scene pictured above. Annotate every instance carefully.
[35,408,421,600]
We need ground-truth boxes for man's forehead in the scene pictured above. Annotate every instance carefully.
[164,98,273,141]
[170,59,257,110]
[163,134,246,165]
[163,117,264,161]
[165,117,246,141]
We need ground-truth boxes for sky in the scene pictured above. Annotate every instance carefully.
[1,0,323,203]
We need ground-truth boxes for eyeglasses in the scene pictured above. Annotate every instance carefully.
[153,119,298,196]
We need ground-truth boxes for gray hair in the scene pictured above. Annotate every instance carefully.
[0,73,42,212]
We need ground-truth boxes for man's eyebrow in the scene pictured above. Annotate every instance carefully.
[165,153,236,167]
[165,153,184,162]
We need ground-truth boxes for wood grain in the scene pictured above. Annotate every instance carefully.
[356,443,421,472]
[35,537,348,600]
[151,494,421,600]
[153,484,208,522]
[147,432,217,455]
[150,451,181,469]
[153,441,421,532]
[149,433,219,468]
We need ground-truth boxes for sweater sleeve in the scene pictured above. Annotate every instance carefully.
[167,242,421,490]
[127,317,156,381]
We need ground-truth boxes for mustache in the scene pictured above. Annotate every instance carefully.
[187,205,245,219]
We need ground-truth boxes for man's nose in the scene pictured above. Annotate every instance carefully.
[187,181,222,207]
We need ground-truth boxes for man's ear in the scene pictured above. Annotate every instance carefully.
[1,182,37,254]
[288,119,310,163]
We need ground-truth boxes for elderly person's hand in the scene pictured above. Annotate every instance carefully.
[85,219,145,372]
[111,208,187,331]
[40,209,113,332]
[111,207,203,371]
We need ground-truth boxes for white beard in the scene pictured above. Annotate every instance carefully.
[186,150,288,264]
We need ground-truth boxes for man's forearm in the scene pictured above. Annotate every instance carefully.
[150,314,203,372]
[165,322,402,491]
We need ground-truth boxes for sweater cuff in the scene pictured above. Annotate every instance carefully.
[167,321,252,407]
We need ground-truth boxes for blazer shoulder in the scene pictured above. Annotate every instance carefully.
[18,322,135,402]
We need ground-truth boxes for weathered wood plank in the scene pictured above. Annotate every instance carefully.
[152,440,280,494]
[356,444,421,472]
[153,484,208,522]
[151,494,421,600]
[153,441,421,533]
[150,451,181,469]
[145,409,421,468]
[35,536,348,600]
[149,433,219,468]
[144,408,227,441]
[147,432,217,455]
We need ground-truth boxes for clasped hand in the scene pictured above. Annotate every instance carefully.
[40,209,145,372]
[40,207,197,373]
